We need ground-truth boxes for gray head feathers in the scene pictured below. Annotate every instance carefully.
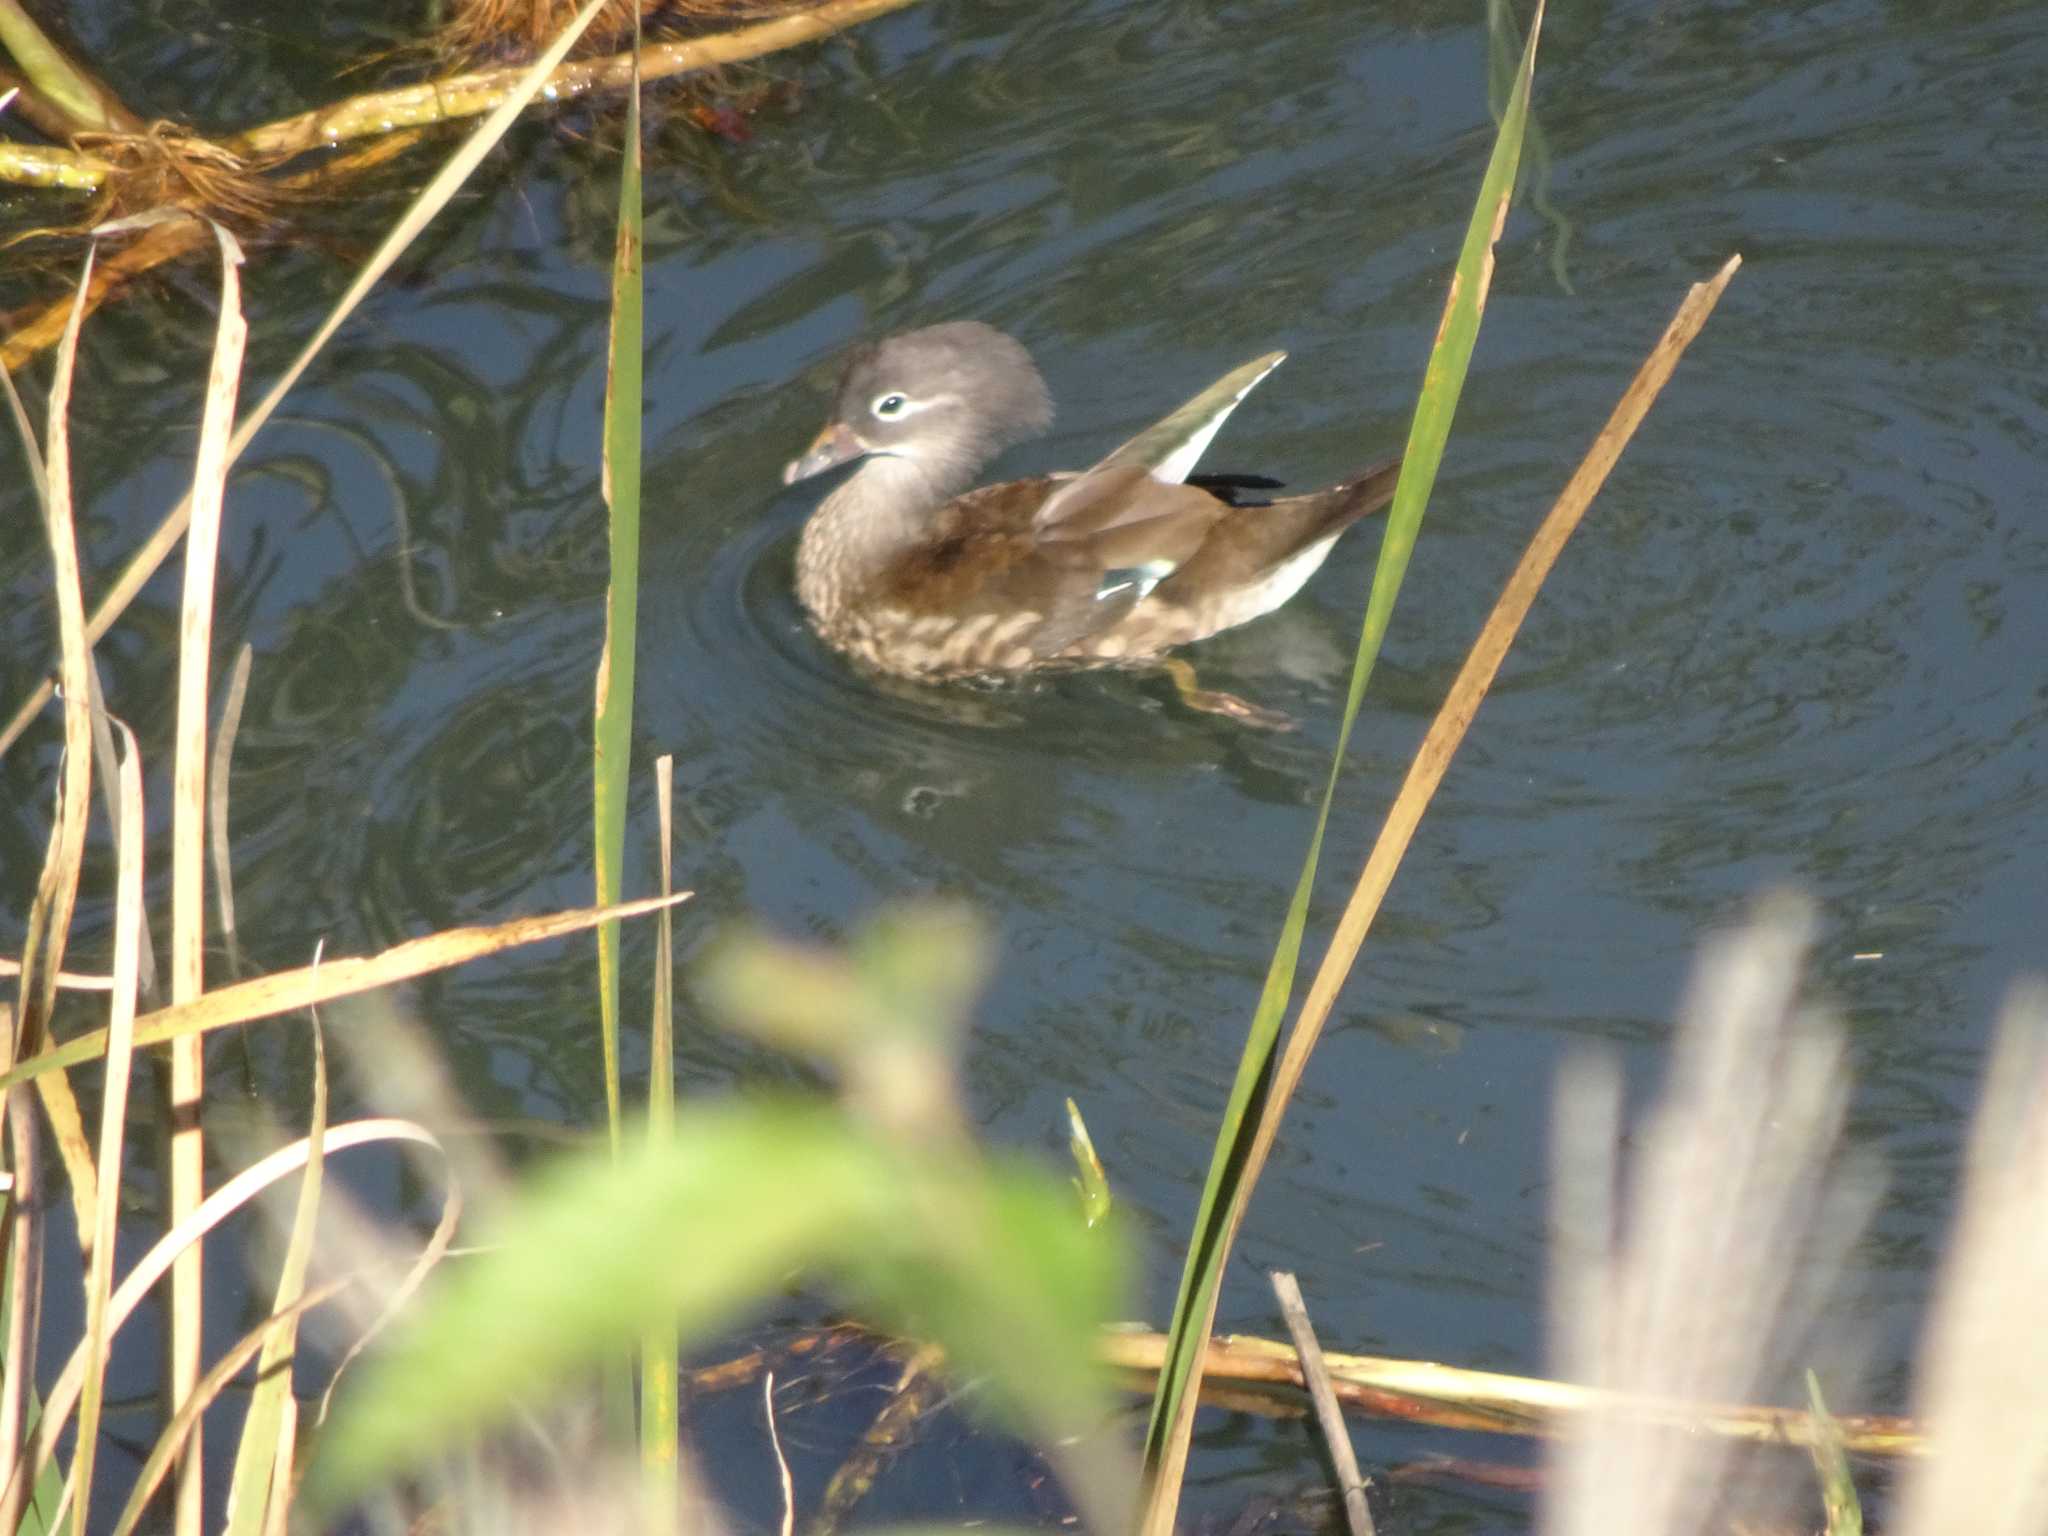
[830,322,1054,492]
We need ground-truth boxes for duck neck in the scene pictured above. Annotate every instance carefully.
[795,454,970,616]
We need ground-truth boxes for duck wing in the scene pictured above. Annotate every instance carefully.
[1027,349,1286,537]
[873,351,1293,663]
[875,475,1239,661]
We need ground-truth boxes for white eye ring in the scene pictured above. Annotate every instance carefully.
[872,392,910,419]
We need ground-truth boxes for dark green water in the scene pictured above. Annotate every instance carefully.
[3,0,2046,1528]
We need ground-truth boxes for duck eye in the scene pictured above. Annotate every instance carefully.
[873,393,909,419]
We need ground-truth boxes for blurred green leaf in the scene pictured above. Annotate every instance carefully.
[701,903,989,1063]
[308,1101,895,1509]
[306,1095,1129,1519]
[699,905,993,1140]
[851,1150,1126,1445]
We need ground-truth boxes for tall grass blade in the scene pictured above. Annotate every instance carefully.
[642,753,680,1515]
[69,719,145,1536]
[14,246,103,1270]
[593,0,647,1158]
[0,1080,53,1536]
[1138,8,1546,1524]
[1487,0,1573,293]
[109,1282,352,1536]
[166,218,250,1535]
[223,1019,328,1536]
[1804,1372,1862,1536]
[4,1120,445,1519]
[1280,252,1742,1104]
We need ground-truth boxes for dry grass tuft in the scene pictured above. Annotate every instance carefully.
[433,0,806,59]
[69,123,283,228]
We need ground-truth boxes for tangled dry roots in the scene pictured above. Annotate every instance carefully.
[75,122,282,228]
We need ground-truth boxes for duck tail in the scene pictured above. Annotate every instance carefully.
[1331,455,1403,524]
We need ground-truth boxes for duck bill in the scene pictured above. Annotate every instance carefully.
[782,422,870,485]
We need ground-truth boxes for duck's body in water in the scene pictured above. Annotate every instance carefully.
[781,322,1399,723]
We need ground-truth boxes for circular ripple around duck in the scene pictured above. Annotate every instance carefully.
[647,505,1052,800]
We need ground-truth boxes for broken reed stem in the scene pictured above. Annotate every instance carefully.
[1270,1271,1376,1536]
[1097,1323,1921,1456]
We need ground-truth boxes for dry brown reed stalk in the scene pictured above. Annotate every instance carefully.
[0,1081,45,1534]
[0,0,894,202]
[0,214,209,377]
[223,1016,330,1533]
[159,217,249,1535]
[10,248,104,1263]
[0,891,694,1094]
[807,1348,945,1536]
[1140,241,1744,1526]
[11,255,93,1066]
[0,960,114,991]
[87,673,160,1003]
[0,135,420,382]
[0,139,113,191]
[69,717,146,1536]
[0,132,285,254]
[107,1279,354,1536]
[1096,1330,1921,1456]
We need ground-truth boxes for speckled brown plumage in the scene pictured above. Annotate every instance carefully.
[782,323,1399,680]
